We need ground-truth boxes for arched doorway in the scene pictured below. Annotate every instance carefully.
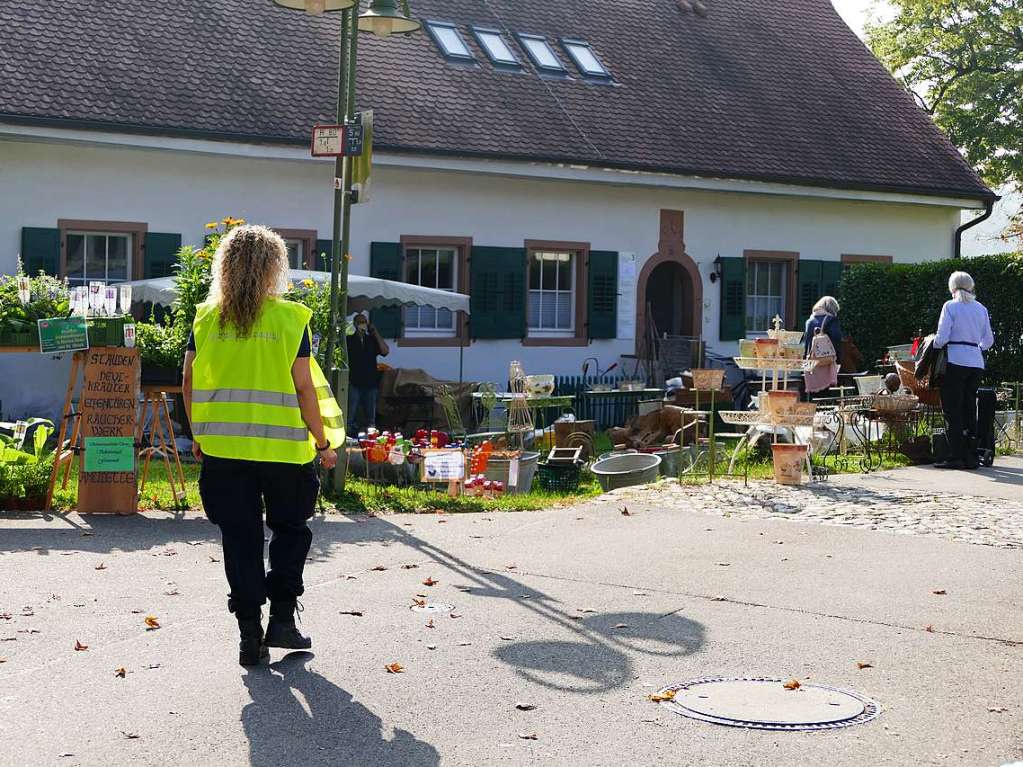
[645,261,694,337]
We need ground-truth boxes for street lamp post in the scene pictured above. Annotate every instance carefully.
[272,0,420,490]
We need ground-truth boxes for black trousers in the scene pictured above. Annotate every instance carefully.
[199,455,320,619]
[939,362,982,462]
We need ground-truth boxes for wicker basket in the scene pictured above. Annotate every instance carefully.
[689,368,725,391]
[871,393,919,413]
[895,361,942,408]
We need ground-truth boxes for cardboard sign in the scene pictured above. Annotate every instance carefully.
[83,437,135,473]
[38,317,89,353]
[421,449,465,482]
[77,348,139,514]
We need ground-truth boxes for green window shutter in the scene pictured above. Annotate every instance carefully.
[315,239,333,272]
[369,241,402,339]
[143,232,182,279]
[719,257,745,341]
[797,260,823,321]
[587,250,618,340]
[469,246,526,339]
[821,261,843,302]
[20,227,60,276]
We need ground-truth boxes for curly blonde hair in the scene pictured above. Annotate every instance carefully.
[208,225,289,335]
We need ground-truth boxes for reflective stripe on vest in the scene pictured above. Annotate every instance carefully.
[192,388,300,408]
[192,421,310,442]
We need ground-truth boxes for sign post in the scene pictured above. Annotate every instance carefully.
[37,317,89,354]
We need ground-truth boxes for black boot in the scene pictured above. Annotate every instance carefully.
[264,600,312,650]
[237,615,269,666]
[962,435,980,470]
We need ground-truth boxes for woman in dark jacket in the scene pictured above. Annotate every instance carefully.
[803,296,842,397]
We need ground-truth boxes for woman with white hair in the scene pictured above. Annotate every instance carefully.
[932,270,994,470]
[802,295,843,396]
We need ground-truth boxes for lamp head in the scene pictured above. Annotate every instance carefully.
[273,0,356,15]
[358,0,421,36]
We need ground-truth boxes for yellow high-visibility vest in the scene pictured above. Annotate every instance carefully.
[190,298,344,463]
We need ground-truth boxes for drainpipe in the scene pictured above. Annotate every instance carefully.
[954,197,997,259]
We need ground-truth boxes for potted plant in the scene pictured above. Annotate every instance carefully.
[0,270,70,348]
[137,318,185,385]
[0,419,55,511]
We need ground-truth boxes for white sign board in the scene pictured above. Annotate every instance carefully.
[617,252,637,340]
[421,449,465,482]
[312,125,344,157]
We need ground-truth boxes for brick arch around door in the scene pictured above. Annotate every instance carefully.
[635,209,703,355]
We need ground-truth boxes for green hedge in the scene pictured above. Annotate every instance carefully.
[839,254,1023,384]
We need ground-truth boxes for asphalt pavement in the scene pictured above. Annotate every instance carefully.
[1,469,1021,767]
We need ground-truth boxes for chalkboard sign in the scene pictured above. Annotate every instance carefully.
[77,348,139,514]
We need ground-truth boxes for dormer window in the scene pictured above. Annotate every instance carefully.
[562,39,610,78]
[517,34,565,73]
[426,21,474,61]
[472,27,520,67]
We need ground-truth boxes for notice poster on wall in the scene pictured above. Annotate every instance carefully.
[77,348,139,514]
[617,252,638,340]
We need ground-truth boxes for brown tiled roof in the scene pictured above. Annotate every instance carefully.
[0,0,994,200]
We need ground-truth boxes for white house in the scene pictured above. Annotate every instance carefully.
[0,0,994,418]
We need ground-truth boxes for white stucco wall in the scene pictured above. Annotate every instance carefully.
[0,132,964,418]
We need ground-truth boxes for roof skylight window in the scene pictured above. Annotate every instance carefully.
[426,21,474,61]
[473,28,520,67]
[562,39,610,78]
[517,34,565,72]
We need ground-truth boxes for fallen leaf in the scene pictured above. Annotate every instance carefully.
[711,596,728,602]
[163,590,180,596]
[613,623,629,629]
[577,608,597,614]
[0,657,7,663]
[384,663,404,674]
[457,641,472,646]
[423,577,438,587]
[144,615,161,630]
[130,609,144,615]
[632,592,648,597]
[0,636,16,642]
[0,613,10,620]
[437,520,447,524]
[58,753,73,758]
[120,731,140,740]
[515,702,537,711]
[988,706,1008,714]
[506,564,517,570]
[371,566,388,572]
[415,593,428,598]
[144,663,162,670]
[783,679,801,690]
[114,667,126,678]
[856,662,874,670]
[449,613,463,619]
[411,598,427,608]
[621,507,632,516]
[932,589,947,595]
[499,635,514,641]
[339,610,364,617]
[518,733,538,740]
[425,619,435,629]
[648,690,677,702]
[74,640,88,651]
[94,563,107,571]
[17,629,40,634]
[401,564,419,570]
[924,624,935,633]
[716,562,731,567]
[426,644,437,650]
[208,555,220,563]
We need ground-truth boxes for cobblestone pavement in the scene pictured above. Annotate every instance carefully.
[599,479,1023,549]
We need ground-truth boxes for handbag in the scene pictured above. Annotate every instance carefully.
[804,316,839,393]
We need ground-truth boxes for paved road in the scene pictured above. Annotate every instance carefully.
[1,466,1021,766]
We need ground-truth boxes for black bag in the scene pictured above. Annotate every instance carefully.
[976,387,997,467]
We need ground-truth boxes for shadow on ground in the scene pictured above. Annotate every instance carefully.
[243,651,439,767]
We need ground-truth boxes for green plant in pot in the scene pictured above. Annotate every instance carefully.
[0,419,55,510]
[0,268,70,346]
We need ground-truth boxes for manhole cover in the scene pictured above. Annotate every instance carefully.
[656,677,881,731]
[409,602,455,614]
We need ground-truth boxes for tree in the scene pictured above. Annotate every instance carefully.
[867,0,1022,195]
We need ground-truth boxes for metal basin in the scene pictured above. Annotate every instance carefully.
[590,453,662,492]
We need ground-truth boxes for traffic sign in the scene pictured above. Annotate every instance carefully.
[311,124,365,157]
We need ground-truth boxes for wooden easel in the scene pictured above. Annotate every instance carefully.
[45,351,85,510]
[137,386,187,505]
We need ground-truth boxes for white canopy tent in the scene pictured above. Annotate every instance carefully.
[119,270,470,315]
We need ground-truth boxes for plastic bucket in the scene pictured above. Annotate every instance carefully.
[772,444,808,486]
[484,451,540,494]
[590,453,662,492]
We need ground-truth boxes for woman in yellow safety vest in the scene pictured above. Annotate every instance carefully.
[183,225,343,666]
